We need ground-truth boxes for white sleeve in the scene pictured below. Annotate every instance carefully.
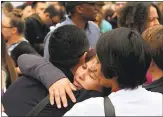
[63,97,104,116]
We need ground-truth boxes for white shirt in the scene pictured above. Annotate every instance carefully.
[64,86,163,116]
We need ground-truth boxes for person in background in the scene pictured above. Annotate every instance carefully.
[118,2,162,84]
[1,34,18,95]
[2,9,37,74]
[64,27,162,116]
[118,2,162,34]
[44,1,100,60]
[49,4,66,30]
[31,1,47,17]
[25,5,61,56]
[102,3,117,29]
[2,2,14,16]
[95,2,112,33]
[16,3,33,19]
[142,25,163,94]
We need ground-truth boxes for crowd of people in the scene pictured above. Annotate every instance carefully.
[1,1,163,116]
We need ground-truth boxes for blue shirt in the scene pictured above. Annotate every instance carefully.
[44,16,100,60]
[100,19,112,33]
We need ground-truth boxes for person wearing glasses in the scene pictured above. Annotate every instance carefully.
[2,9,37,73]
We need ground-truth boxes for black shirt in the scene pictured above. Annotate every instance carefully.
[144,77,163,94]
[10,41,37,66]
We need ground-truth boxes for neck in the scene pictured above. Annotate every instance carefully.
[71,15,87,29]
[150,67,163,81]
[7,35,23,47]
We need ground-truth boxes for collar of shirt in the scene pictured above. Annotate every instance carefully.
[7,38,28,56]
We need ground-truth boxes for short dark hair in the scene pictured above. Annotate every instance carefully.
[31,1,46,9]
[16,3,31,10]
[118,2,162,34]
[49,25,89,69]
[96,27,151,89]
[142,25,163,70]
[44,5,65,19]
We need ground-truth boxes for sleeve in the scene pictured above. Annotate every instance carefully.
[43,31,52,60]
[17,54,67,89]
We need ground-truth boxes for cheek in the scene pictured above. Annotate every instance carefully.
[83,76,100,90]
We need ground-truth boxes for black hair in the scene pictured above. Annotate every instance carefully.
[16,3,31,10]
[49,25,89,70]
[65,5,76,15]
[44,5,65,19]
[118,2,162,34]
[31,1,46,9]
[96,27,151,89]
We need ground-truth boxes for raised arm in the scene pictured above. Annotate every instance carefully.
[17,54,76,107]
[18,54,65,88]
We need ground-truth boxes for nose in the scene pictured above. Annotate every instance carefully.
[78,69,88,81]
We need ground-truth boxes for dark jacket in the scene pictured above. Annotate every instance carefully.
[2,54,102,116]
[25,14,50,55]
[11,41,37,66]
[144,77,163,94]
[25,14,50,44]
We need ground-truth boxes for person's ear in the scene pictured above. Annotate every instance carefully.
[45,12,50,18]
[79,52,87,65]
[76,5,83,14]
[12,27,17,34]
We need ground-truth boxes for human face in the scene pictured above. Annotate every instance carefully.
[78,3,98,21]
[2,16,13,40]
[22,5,33,19]
[34,2,47,16]
[73,56,103,91]
[145,6,159,29]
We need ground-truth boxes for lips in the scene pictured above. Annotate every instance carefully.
[73,77,83,89]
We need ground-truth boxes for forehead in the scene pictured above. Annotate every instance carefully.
[2,16,10,25]
[148,6,158,17]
